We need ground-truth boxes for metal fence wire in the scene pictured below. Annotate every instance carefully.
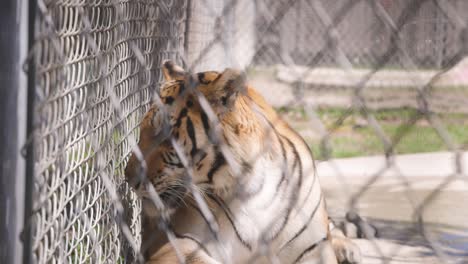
[23,0,467,263]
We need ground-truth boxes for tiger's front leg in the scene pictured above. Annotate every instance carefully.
[146,239,220,264]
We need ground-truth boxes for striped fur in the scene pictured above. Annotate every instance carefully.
[125,61,360,263]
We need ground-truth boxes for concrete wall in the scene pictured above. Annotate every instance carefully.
[184,0,255,71]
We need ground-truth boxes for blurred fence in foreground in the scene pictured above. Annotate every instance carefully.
[9,0,468,263]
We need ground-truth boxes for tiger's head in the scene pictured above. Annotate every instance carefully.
[125,60,275,216]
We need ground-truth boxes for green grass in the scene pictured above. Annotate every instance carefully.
[280,107,468,159]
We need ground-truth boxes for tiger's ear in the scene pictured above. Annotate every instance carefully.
[162,60,186,81]
[210,68,247,109]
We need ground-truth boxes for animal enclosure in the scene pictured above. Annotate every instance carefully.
[5,0,467,263]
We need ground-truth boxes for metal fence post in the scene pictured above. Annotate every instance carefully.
[0,0,33,263]
[22,0,37,262]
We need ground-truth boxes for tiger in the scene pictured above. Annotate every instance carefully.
[124,60,361,263]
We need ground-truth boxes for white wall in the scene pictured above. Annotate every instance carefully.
[185,0,255,72]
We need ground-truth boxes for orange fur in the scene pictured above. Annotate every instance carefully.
[125,61,361,264]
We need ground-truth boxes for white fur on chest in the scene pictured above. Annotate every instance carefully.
[169,153,326,263]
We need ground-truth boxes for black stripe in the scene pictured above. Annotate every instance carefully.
[264,211,289,242]
[223,79,235,91]
[262,118,294,196]
[196,163,204,171]
[265,161,299,241]
[291,173,319,232]
[293,237,327,264]
[197,72,210,84]
[164,96,174,105]
[248,116,304,242]
[241,160,253,174]
[165,161,184,168]
[274,130,288,193]
[194,150,208,172]
[164,60,176,74]
[174,107,188,128]
[281,194,323,249]
[178,81,185,94]
[280,135,303,202]
[195,150,207,164]
[200,110,210,136]
[162,151,170,164]
[212,72,223,83]
[207,194,252,251]
[169,150,178,158]
[283,136,303,189]
[221,96,228,106]
[264,134,303,241]
[187,203,219,242]
[186,117,198,157]
[291,153,319,227]
[206,152,226,183]
[186,99,194,108]
[161,150,182,168]
[173,231,213,258]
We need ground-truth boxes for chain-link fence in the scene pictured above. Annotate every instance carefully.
[23,1,186,263]
[11,0,468,263]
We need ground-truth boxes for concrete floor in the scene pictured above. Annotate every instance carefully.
[318,152,468,263]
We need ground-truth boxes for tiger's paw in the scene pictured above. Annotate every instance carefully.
[345,211,379,239]
[330,228,362,264]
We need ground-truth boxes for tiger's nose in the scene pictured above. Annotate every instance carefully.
[124,158,145,190]
[126,172,141,189]
[125,169,144,191]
